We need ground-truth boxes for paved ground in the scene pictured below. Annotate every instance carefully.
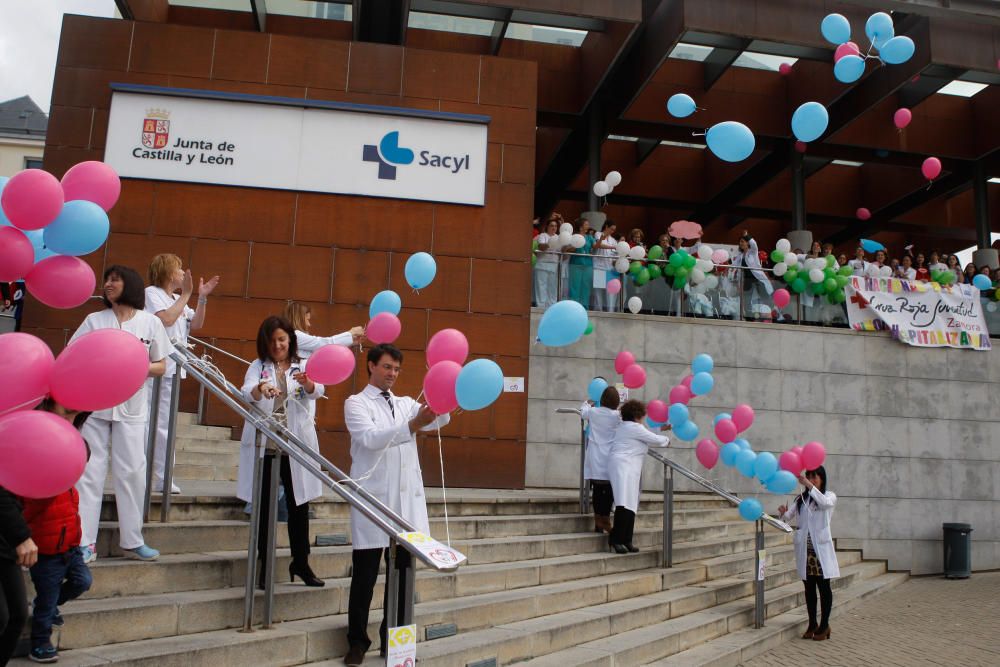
[743,572,1000,667]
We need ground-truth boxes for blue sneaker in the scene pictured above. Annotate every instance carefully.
[29,645,58,662]
[122,544,159,561]
[81,544,96,564]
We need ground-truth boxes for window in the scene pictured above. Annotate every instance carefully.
[668,43,714,62]
[731,52,797,72]
[407,11,495,36]
[504,23,587,47]
[24,157,43,170]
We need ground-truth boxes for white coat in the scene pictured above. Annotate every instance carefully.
[780,486,841,580]
[580,402,620,481]
[344,384,450,549]
[294,329,353,361]
[607,421,670,513]
[237,358,325,505]
[732,238,774,295]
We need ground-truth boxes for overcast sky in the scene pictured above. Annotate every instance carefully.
[0,1,118,113]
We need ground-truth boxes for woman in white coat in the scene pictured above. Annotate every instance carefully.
[283,302,364,363]
[778,465,839,641]
[607,400,670,554]
[732,230,774,320]
[580,385,621,534]
[239,316,325,587]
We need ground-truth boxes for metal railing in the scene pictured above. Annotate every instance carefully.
[559,407,792,629]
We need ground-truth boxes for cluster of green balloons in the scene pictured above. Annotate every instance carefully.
[657,247,698,290]
[772,247,851,304]
[929,268,957,286]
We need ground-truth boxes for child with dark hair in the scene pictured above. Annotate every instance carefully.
[580,384,622,534]
[606,400,670,554]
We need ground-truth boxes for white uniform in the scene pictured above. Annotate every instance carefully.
[344,385,450,549]
[237,358,325,505]
[848,259,869,277]
[591,232,617,312]
[72,309,170,550]
[579,402,620,481]
[607,421,670,513]
[294,329,353,361]
[534,233,560,309]
[143,285,194,488]
[780,487,841,580]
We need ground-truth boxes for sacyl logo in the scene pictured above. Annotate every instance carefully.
[363,131,472,180]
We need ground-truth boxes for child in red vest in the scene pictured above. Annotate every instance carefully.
[20,400,93,663]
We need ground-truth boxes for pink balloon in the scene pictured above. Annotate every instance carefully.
[0,226,35,281]
[0,411,87,498]
[0,169,64,231]
[695,439,719,469]
[668,385,691,405]
[614,350,635,374]
[834,41,860,62]
[922,157,941,181]
[60,161,121,212]
[714,418,737,444]
[791,446,804,457]
[681,374,693,389]
[50,328,149,411]
[25,256,95,309]
[306,344,355,385]
[0,333,54,414]
[773,288,790,309]
[856,207,871,220]
[606,278,622,295]
[647,399,668,424]
[779,450,803,474]
[801,441,826,469]
[731,404,755,432]
[893,108,912,129]
[778,62,792,75]
[711,248,729,264]
[622,364,646,389]
[366,312,401,344]
[423,360,461,415]
[426,328,469,367]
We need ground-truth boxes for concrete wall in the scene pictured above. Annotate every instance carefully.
[0,137,44,176]
[527,310,1000,575]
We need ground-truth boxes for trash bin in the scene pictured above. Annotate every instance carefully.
[943,523,973,578]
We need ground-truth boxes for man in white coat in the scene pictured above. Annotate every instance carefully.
[343,344,449,666]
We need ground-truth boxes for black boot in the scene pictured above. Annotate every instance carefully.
[615,507,638,552]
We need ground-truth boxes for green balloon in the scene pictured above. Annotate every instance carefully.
[835,275,848,288]
[532,239,539,250]
[824,268,835,280]
[838,265,852,277]
[675,266,689,279]
[785,268,799,283]
[825,255,836,268]
[648,245,664,260]
[636,268,650,286]
[684,255,697,269]
[674,276,687,289]
[823,277,838,293]
[584,321,594,335]
[531,254,537,266]
[771,249,784,263]
[629,261,643,275]
[664,264,676,276]
[669,252,685,267]
[791,277,807,293]
[647,264,662,279]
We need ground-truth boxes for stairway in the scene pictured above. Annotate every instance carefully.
[13,413,906,666]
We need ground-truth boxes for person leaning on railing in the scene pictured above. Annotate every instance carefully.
[533,217,564,309]
[568,218,595,309]
[590,220,618,312]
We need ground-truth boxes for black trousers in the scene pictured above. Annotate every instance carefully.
[0,559,28,666]
[803,575,832,629]
[347,546,412,652]
[256,453,311,569]
[591,481,614,517]
[610,506,636,546]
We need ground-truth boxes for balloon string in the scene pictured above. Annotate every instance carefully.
[0,394,49,418]
[437,425,451,546]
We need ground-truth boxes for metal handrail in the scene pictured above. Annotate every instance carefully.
[189,334,252,366]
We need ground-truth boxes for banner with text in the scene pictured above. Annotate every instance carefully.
[104,90,488,205]
[845,276,992,350]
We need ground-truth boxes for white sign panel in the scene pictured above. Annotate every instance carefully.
[395,531,466,570]
[503,377,525,393]
[386,624,417,667]
[104,89,489,206]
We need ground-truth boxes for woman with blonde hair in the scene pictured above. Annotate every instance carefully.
[282,302,364,362]
[145,253,219,494]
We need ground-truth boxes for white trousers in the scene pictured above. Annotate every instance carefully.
[534,263,558,309]
[77,417,147,549]
[145,375,176,485]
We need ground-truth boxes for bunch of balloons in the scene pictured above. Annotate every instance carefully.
[0,162,120,309]
[822,12,915,84]
[931,268,958,286]
[769,238,851,304]
[646,353,717,441]
[645,246,721,294]
[614,350,647,390]
[592,170,622,198]
[422,329,503,414]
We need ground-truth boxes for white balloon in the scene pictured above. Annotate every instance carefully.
[773,262,788,277]
[605,171,622,187]
[697,245,713,260]
[806,258,823,271]
[559,222,574,236]
[569,233,586,249]
[880,265,893,278]
[558,231,573,247]
[616,241,631,257]
[808,268,825,283]
[627,296,642,314]
[628,245,646,260]
[986,302,997,313]
[705,274,719,289]
[776,238,791,253]
[615,257,630,273]
[593,181,610,197]
[691,268,706,283]
[695,258,713,272]
[785,253,799,267]
[691,281,709,295]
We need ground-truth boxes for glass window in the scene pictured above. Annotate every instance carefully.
[936,81,988,98]
[407,11,495,36]
[731,52,797,71]
[267,0,351,20]
[668,43,713,62]
[167,1,251,10]
[24,157,43,170]
[504,23,587,47]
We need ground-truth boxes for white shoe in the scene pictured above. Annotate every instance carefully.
[153,482,182,495]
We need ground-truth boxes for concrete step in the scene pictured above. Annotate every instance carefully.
[174,450,241,468]
[171,463,239,481]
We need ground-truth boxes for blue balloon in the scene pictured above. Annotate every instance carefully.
[588,377,608,403]
[0,177,9,227]
[404,252,437,289]
[834,55,866,83]
[754,452,779,483]
[720,441,741,466]
[736,449,758,478]
[791,102,829,143]
[865,12,894,49]
[455,359,504,410]
[713,412,732,426]
[537,300,588,347]
[820,13,851,45]
[860,238,885,253]
[706,122,755,163]
[972,274,993,291]
[369,290,401,318]
[666,93,696,118]
[690,372,714,396]
[691,353,714,374]
[646,416,665,429]
[880,36,914,65]
[738,498,764,521]
[674,419,699,441]
[668,402,689,425]
[42,200,109,256]
[735,438,752,451]
[766,470,799,495]
[23,230,57,264]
